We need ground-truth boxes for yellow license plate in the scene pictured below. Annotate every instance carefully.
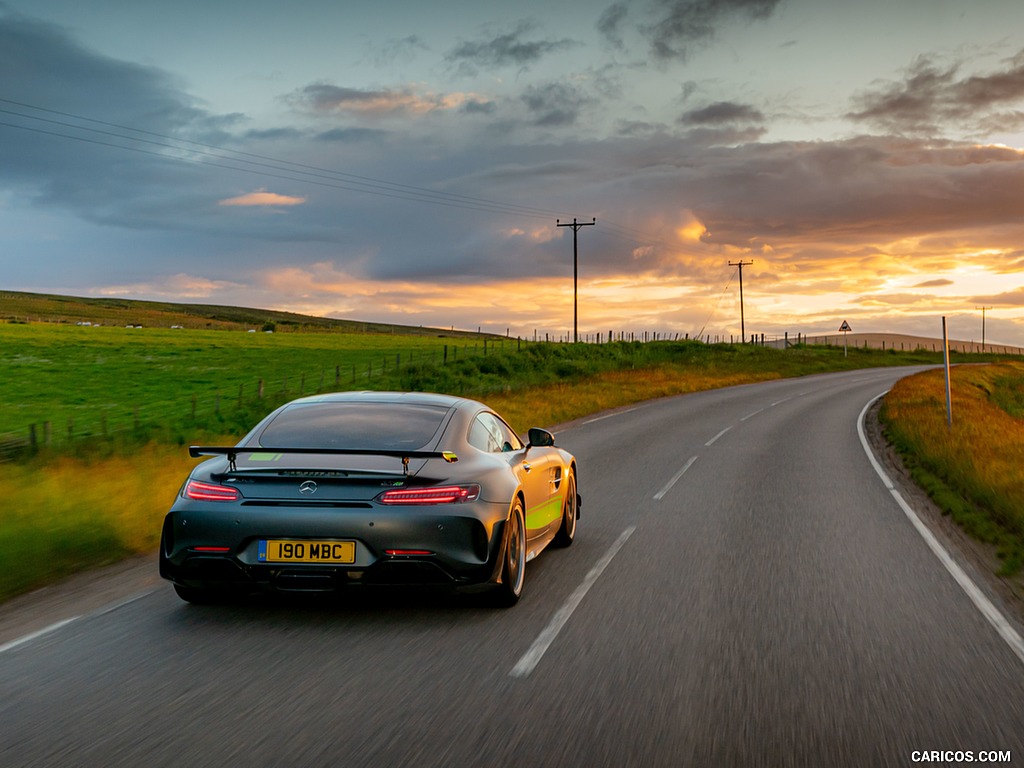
[258,540,355,564]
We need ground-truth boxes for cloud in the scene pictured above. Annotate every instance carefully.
[362,34,428,69]
[680,101,765,126]
[520,82,597,127]
[642,0,784,61]
[445,21,579,74]
[597,3,630,49]
[848,50,1024,137]
[914,278,954,288]
[91,273,245,300]
[289,83,473,118]
[218,190,306,207]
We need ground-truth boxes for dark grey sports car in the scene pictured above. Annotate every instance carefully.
[159,391,580,606]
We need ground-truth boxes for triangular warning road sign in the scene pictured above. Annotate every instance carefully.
[838,320,852,332]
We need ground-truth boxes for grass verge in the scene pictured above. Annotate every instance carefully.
[880,362,1024,577]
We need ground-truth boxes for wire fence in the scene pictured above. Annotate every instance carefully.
[0,336,531,460]
[3,330,1021,462]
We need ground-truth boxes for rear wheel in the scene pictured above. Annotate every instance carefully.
[552,471,577,548]
[491,498,526,607]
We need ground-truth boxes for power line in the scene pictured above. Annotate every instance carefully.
[0,98,570,219]
[1,96,733,305]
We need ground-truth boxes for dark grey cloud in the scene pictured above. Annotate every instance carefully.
[314,127,387,143]
[290,84,388,112]
[680,100,764,125]
[0,8,228,223]
[848,51,1024,136]
[597,3,630,49]
[462,99,497,115]
[446,21,579,74]
[643,0,784,61]
[520,83,596,127]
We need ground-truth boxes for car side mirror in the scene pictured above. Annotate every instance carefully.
[527,428,555,448]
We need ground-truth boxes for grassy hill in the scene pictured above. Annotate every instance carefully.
[0,290,490,337]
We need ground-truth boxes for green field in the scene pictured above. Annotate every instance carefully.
[0,322,510,449]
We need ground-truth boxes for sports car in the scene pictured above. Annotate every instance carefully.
[159,391,580,607]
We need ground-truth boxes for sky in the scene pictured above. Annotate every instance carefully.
[2,0,1024,345]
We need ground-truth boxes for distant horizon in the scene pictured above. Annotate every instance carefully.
[5,288,1020,352]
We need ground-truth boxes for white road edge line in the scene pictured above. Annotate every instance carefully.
[740,408,764,422]
[582,407,639,426]
[93,589,156,617]
[0,617,80,655]
[0,588,157,657]
[705,427,732,447]
[510,525,637,678]
[858,392,1024,667]
[653,456,698,501]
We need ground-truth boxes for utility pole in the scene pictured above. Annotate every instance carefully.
[729,260,754,343]
[976,305,992,352]
[557,217,596,343]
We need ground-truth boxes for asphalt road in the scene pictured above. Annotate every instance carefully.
[4,367,1024,767]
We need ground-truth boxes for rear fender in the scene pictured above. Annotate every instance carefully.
[487,492,524,585]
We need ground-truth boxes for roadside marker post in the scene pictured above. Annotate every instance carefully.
[838,320,852,357]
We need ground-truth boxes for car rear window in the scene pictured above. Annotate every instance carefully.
[257,402,451,451]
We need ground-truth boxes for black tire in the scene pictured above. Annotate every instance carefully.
[552,471,577,548]
[491,498,526,607]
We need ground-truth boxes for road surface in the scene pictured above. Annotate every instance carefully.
[3,367,1023,767]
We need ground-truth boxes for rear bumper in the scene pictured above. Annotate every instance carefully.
[159,500,508,594]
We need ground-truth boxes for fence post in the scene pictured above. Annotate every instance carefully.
[258,379,265,399]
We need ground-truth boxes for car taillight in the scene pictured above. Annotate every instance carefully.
[185,480,240,502]
[377,484,480,505]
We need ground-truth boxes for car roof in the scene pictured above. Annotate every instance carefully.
[282,390,485,411]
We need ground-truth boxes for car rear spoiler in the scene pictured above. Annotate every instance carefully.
[189,446,459,474]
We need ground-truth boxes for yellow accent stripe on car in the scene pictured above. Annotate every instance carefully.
[526,496,564,530]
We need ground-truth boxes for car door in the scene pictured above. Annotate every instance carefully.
[469,412,556,544]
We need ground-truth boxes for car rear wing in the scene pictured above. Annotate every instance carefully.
[189,446,459,474]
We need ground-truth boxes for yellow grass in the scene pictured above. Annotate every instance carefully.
[881,363,1024,572]
[487,365,781,432]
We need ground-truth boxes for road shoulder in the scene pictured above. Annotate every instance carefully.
[865,397,1024,631]
[0,552,162,649]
